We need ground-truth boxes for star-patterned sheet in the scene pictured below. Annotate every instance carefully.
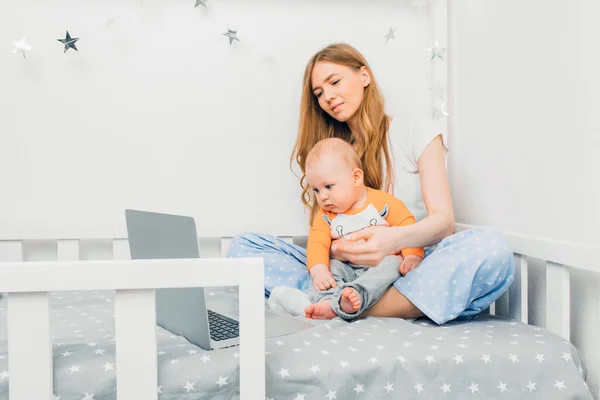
[0,288,593,399]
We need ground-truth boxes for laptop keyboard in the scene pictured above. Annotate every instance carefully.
[208,309,239,341]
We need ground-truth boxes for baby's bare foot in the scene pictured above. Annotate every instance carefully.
[340,287,362,314]
[304,299,336,320]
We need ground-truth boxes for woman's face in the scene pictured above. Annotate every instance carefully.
[311,61,370,123]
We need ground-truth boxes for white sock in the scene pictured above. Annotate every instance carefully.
[268,286,311,317]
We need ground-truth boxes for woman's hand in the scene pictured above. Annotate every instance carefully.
[331,226,404,266]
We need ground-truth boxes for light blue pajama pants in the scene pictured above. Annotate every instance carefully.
[226,228,515,325]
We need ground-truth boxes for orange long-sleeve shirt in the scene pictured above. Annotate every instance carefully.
[306,187,424,271]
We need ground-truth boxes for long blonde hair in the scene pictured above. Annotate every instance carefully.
[291,43,394,222]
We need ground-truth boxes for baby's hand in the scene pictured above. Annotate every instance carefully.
[399,255,423,276]
[309,264,338,291]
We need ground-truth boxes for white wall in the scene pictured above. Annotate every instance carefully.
[0,0,438,239]
[448,0,600,395]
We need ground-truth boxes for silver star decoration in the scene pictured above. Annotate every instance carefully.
[58,31,79,53]
[12,37,32,59]
[261,53,277,64]
[427,40,446,60]
[194,0,208,8]
[432,99,449,120]
[223,28,240,45]
[384,27,396,43]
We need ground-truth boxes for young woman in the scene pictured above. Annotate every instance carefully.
[227,43,514,324]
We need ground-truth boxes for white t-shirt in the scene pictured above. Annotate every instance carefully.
[386,114,448,222]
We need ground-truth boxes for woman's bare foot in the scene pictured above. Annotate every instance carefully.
[340,288,362,314]
[305,299,337,320]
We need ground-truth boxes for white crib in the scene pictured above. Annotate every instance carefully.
[0,226,596,399]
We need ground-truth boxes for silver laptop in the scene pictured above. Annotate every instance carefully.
[125,209,314,350]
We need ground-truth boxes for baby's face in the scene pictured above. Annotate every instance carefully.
[306,156,359,214]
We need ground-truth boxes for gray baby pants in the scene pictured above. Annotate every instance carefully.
[308,256,402,320]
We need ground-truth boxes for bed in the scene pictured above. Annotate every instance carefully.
[0,230,594,400]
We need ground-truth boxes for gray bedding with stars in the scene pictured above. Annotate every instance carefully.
[0,288,592,399]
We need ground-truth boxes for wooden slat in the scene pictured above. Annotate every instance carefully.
[545,261,570,341]
[238,257,265,399]
[57,239,79,261]
[8,293,53,400]
[220,238,233,258]
[508,254,528,323]
[0,241,23,262]
[0,258,248,294]
[112,239,131,260]
[2,240,53,400]
[115,289,157,400]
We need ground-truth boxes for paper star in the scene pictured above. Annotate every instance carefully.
[157,386,162,394]
[0,371,8,380]
[384,27,396,43]
[453,355,464,364]
[534,353,545,363]
[82,393,94,400]
[339,361,349,369]
[385,382,395,393]
[427,41,446,60]
[468,383,479,393]
[188,349,197,355]
[425,355,436,364]
[183,381,195,392]
[194,0,208,8]
[396,355,407,364]
[413,382,423,393]
[526,381,537,392]
[498,382,508,392]
[309,365,320,374]
[325,390,337,399]
[278,368,290,378]
[554,381,566,391]
[293,393,305,400]
[61,351,72,357]
[216,376,228,387]
[481,354,492,364]
[430,82,447,101]
[169,358,179,364]
[261,53,277,64]
[200,354,211,363]
[353,383,364,394]
[441,383,451,393]
[69,365,80,374]
[223,28,240,45]
[432,100,450,120]
[561,352,573,362]
[368,357,379,364]
[58,31,79,53]
[12,37,32,59]
[232,351,240,359]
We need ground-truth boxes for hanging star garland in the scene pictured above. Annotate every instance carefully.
[427,40,446,60]
[12,37,32,59]
[223,28,240,45]
[384,27,396,43]
[58,31,79,53]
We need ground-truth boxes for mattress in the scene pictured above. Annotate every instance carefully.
[0,288,592,399]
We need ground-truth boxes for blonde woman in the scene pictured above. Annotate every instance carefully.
[228,43,514,324]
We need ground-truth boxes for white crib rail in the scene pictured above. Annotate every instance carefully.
[455,223,597,341]
[0,239,265,400]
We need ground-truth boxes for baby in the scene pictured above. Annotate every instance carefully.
[303,138,424,320]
